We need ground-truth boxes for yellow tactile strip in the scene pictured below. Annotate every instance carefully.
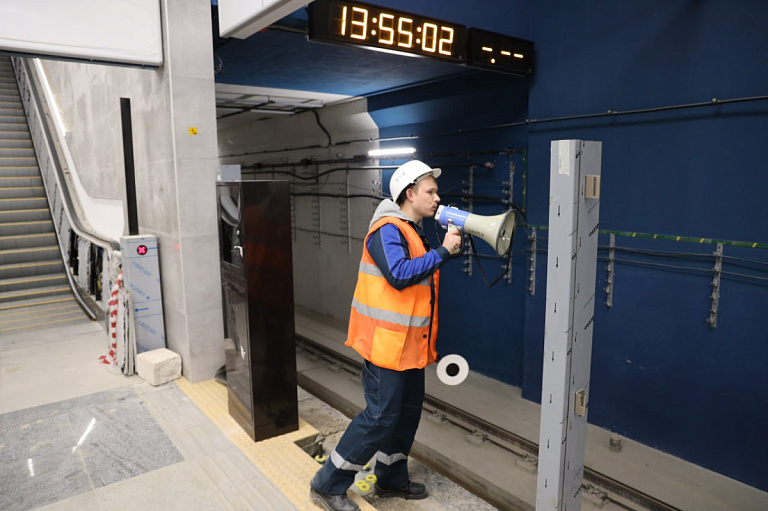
[176,378,374,511]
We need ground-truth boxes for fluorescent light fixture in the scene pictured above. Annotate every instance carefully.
[368,147,417,157]
[250,108,295,115]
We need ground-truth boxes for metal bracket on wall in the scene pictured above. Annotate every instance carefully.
[311,176,321,247]
[290,180,297,241]
[502,161,515,284]
[344,167,351,253]
[707,243,723,328]
[605,233,615,307]
[528,227,536,295]
[504,260,513,284]
[461,167,474,277]
[502,161,515,206]
[339,168,352,254]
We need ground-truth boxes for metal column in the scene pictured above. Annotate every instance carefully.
[536,140,602,511]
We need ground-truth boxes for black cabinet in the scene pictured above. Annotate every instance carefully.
[217,181,298,441]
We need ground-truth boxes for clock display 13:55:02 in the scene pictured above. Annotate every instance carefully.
[330,2,465,59]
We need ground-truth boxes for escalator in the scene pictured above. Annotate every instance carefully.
[0,56,86,334]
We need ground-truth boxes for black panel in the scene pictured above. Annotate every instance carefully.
[120,98,139,235]
[217,181,298,442]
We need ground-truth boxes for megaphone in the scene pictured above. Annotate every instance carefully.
[435,205,516,256]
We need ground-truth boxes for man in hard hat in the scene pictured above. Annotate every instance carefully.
[310,160,462,511]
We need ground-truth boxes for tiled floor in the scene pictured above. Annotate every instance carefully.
[0,386,184,510]
[0,320,297,511]
[0,318,488,511]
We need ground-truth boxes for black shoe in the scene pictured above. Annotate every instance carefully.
[310,488,360,511]
[374,481,428,500]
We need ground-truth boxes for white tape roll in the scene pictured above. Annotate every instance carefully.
[436,354,469,386]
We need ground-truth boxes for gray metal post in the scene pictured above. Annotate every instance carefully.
[536,140,602,511]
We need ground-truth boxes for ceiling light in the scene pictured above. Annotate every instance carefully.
[249,108,295,115]
[368,147,417,157]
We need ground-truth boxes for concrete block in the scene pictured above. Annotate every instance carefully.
[137,348,182,386]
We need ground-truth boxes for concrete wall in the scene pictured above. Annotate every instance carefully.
[217,99,380,322]
[40,0,224,382]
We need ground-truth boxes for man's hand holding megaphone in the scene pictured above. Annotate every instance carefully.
[441,222,463,255]
[435,205,516,256]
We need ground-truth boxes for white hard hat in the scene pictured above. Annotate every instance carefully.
[389,160,442,201]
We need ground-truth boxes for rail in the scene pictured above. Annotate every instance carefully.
[296,333,681,511]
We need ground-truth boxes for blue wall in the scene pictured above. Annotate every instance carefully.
[523,0,768,491]
[215,0,768,492]
[370,0,768,492]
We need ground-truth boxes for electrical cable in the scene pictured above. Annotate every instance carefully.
[220,94,768,158]
[597,257,713,274]
[431,216,516,287]
[293,226,365,242]
[311,109,332,147]
[291,192,385,200]
[467,235,513,287]
[246,166,378,181]
[594,256,768,284]
[530,235,768,284]
[248,168,336,188]
[720,255,768,268]
[608,246,715,258]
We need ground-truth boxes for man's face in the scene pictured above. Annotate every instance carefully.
[408,176,440,220]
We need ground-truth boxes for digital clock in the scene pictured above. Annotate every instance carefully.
[466,27,534,75]
[308,0,467,63]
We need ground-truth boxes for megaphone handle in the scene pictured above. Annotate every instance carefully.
[446,222,463,257]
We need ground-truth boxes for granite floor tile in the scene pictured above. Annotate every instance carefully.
[2,411,76,463]
[0,385,185,509]
[66,390,184,488]
[0,446,91,511]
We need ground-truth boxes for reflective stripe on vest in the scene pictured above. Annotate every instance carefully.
[351,297,430,328]
[345,216,439,371]
[358,261,430,287]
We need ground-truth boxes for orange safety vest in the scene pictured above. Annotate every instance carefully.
[346,217,439,371]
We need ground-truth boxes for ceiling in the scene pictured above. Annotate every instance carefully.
[211,5,478,127]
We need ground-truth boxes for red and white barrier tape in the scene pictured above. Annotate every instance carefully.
[99,269,123,366]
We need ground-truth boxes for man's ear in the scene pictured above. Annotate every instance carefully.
[405,186,415,202]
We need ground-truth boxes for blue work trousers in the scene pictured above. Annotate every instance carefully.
[310,360,425,495]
